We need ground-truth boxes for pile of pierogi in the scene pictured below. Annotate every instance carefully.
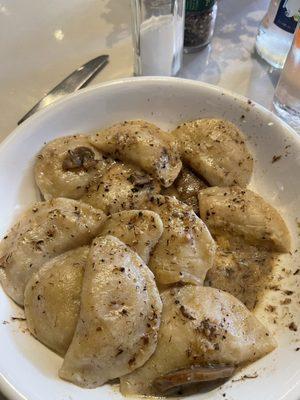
[0,119,290,396]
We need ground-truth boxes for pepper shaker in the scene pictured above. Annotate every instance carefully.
[184,0,218,53]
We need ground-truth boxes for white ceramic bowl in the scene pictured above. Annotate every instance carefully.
[0,77,299,400]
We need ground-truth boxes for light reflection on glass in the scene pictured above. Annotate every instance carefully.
[54,29,64,41]
[0,4,9,15]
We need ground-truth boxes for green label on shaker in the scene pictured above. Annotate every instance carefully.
[186,0,215,12]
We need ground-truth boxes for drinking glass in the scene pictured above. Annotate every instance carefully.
[273,20,300,132]
[255,0,299,69]
[130,0,185,76]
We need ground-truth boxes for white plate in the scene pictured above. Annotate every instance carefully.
[0,77,299,400]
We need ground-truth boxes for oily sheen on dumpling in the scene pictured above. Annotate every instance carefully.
[0,198,106,305]
[199,186,290,309]
[173,119,253,187]
[81,162,160,214]
[137,195,216,286]
[100,210,163,263]
[120,286,276,396]
[59,236,162,388]
[199,186,291,252]
[24,247,89,355]
[173,167,208,213]
[89,120,182,187]
[24,210,164,355]
[35,135,110,200]
[205,244,275,310]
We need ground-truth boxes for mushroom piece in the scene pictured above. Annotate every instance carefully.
[174,167,208,213]
[173,119,253,187]
[0,198,106,305]
[62,147,98,171]
[35,135,110,200]
[153,364,235,394]
[89,120,182,187]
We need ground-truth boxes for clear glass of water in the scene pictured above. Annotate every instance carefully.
[273,21,300,132]
[130,0,185,76]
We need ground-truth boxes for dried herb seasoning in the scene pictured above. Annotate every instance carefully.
[184,0,218,52]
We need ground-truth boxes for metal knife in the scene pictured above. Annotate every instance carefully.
[18,54,109,125]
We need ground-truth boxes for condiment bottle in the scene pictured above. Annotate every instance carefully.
[256,0,300,69]
[184,0,218,53]
[131,0,185,76]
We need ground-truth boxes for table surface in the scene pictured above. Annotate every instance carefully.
[0,0,277,398]
[0,0,281,146]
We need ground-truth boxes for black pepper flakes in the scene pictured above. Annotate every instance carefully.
[184,1,217,51]
[265,305,276,312]
[288,322,298,332]
[180,305,196,320]
[116,348,123,356]
[293,268,300,275]
[280,298,291,305]
[272,155,282,163]
[128,356,136,366]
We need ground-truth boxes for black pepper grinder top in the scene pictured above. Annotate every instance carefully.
[184,0,218,53]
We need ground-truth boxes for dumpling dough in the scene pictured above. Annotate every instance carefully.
[23,210,164,355]
[199,186,291,253]
[199,186,290,309]
[35,135,110,200]
[89,120,182,187]
[205,244,274,310]
[173,119,253,187]
[81,162,160,214]
[120,286,276,396]
[100,210,163,263]
[24,247,89,355]
[59,235,162,388]
[138,195,216,286]
[0,198,106,305]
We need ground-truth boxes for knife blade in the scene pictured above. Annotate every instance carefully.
[18,54,109,125]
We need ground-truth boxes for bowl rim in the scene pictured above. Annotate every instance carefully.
[1,76,299,152]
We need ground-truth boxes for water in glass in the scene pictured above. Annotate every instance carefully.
[273,21,300,132]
